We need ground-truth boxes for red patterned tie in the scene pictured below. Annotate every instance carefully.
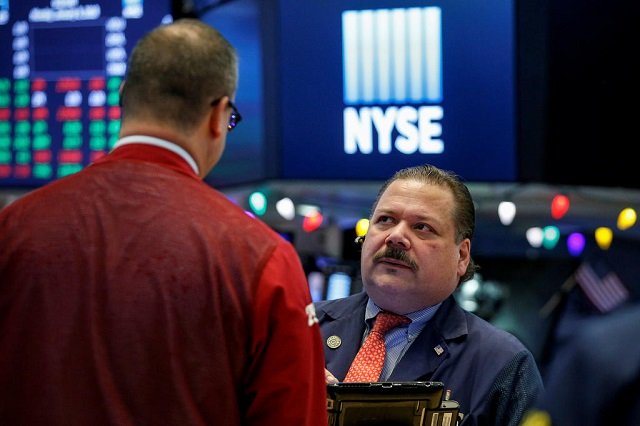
[344,311,411,382]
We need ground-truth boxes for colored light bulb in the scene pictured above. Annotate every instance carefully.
[551,194,570,220]
[617,208,637,230]
[248,191,267,216]
[355,218,369,237]
[567,232,585,257]
[595,227,613,250]
[303,211,323,233]
[542,225,560,250]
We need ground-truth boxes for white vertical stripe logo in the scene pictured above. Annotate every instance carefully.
[342,7,442,105]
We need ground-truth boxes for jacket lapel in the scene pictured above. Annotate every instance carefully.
[318,294,469,383]
[317,293,368,381]
[388,296,468,381]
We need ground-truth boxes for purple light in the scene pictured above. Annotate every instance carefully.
[567,232,585,256]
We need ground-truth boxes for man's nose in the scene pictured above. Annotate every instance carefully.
[384,224,410,249]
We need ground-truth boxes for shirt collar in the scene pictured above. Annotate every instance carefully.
[113,135,200,176]
[365,297,442,338]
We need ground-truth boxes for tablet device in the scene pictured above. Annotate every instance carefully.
[326,381,459,426]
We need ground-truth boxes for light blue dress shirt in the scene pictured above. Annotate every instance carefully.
[363,298,442,381]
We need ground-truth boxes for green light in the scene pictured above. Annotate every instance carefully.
[33,163,52,179]
[0,137,10,149]
[107,92,120,106]
[90,121,106,135]
[33,121,48,134]
[107,77,122,91]
[542,226,560,250]
[58,164,82,177]
[33,135,51,149]
[15,94,29,108]
[15,121,30,135]
[90,137,107,150]
[108,120,121,135]
[14,79,29,92]
[63,121,82,135]
[15,151,31,164]
[0,122,11,134]
[14,136,30,150]
[0,79,10,91]
[0,94,9,107]
[63,136,82,149]
[248,191,268,216]
[0,150,10,163]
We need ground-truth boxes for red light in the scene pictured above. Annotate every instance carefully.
[302,211,323,233]
[55,78,81,92]
[15,108,30,121]
[108,106,121,120]
[88,78,105,90]
[58,150,83,163]
[31,78,47,91]
[551,194,570,219]
[89,107,106,120]
[33,150,52,163]
[0,165,11,177]
[33,107,48,120]
[14,165,31,178]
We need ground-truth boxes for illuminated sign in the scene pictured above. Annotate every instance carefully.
[342,8,442,105]
[342,7,443,157]
[275,0,515,181]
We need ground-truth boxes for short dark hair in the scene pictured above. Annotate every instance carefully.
[120,19,238,134]
[370,164,479,283]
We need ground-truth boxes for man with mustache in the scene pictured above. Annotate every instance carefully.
[315,164,543,426]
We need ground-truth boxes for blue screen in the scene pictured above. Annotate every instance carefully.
[326,271,352,300]
[278,0,516,182]
[0,0,173,188]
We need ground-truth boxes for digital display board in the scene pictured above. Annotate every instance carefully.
[277,0,516,182]
[0,0,172,188]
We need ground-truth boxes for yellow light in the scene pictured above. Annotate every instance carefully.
[355,218,369,237]
[595,227,613,250]
[617,208,637,230]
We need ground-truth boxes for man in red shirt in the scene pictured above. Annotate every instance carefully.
[0,19,327,426]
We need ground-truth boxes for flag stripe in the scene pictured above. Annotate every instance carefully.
[575,262,629,313]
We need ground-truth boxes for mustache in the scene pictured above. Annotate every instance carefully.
[373,246,419,271]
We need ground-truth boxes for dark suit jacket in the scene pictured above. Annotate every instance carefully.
[316,292,543,426]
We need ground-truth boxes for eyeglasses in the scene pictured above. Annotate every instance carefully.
[211,97,242,132]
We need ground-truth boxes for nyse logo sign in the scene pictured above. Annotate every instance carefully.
[342,7,443,155]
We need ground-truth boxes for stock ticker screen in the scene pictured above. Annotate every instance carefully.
[0,0,172,188]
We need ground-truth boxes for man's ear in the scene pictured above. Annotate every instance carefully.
[457,238,471,277]
[208,96,227,138]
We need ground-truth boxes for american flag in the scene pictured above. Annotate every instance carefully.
[574,259,630,313]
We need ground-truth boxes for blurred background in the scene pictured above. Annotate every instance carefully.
[1,0,639,376]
